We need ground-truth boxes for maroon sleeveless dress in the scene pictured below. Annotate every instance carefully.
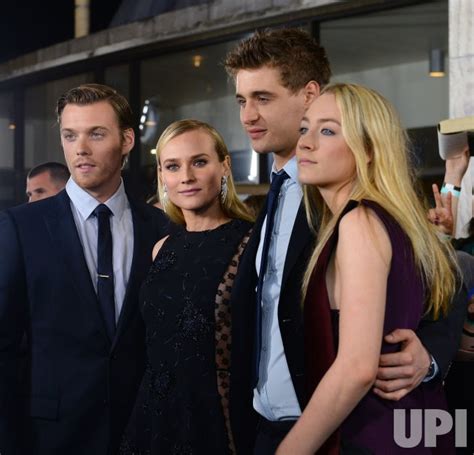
[304,200,454,454]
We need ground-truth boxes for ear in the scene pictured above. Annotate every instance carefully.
[121,128,135,158]
[303,81,320,108]
[157,163,164,185]
[222,155,231,177]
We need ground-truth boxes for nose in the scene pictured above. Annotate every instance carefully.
[181,164,196,184]
[75,136,91,156]
[297,133,315,153]
[241,100,259,125]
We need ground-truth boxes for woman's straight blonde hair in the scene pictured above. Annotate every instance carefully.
[155,119,253,225]
[302,83,457,319]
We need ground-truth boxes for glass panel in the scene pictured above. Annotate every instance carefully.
[24,73,94,169]
[0,91,16,208]
[0,91,14,169]
[320,0,448,175]
[105,64,129,100]
[140,39,257,187]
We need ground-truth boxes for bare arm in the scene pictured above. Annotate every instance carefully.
[443,147,470,235]
[276,208,391,454]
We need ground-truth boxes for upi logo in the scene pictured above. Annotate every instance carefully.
[394,409,467,448]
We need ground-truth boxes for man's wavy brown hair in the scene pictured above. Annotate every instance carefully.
[224,28,332,91]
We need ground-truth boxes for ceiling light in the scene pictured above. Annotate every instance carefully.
[193,55,202,68]
[429,49,445,77]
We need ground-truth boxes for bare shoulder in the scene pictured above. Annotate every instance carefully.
[338,205,392,264]
[152,235,170,261]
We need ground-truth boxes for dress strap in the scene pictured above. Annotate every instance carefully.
[214,228,252,455]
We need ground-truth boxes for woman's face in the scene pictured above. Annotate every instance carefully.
[296,93,356,190]
[159,129,229,214]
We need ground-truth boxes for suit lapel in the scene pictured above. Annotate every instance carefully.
[112,201,152,350]
[44,191,110,345]
[282,201,313,286]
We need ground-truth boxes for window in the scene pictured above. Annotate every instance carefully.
[140,39,259,184]
[24,73,94,169]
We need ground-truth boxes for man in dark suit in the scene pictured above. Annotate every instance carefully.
[0,84,168,454]
[225,29,467,454]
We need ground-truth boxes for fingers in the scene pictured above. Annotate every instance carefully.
[445,190,452,213]
[373,386,410,402]
[384,329,415,344]
[374,376,413,391]
[432,183,442,210]
[378,351,414,368]
[428,208,439,225]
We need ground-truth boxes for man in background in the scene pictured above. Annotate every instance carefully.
[26,161,69,202]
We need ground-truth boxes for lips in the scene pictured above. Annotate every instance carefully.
[75,162,96,173]
[298,159,316,166]
[179,189,201,196]
[246,128,266,140]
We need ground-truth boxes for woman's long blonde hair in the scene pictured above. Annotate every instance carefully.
[302,83,457,318]
[156,119,253,225]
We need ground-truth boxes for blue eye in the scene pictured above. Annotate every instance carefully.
[194,159,207,167]
[299,127,308,135]
[62,133,76,141]
[165,164,179,171]
[321,128,335,136]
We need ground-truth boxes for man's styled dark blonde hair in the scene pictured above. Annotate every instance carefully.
[56,83,134,133]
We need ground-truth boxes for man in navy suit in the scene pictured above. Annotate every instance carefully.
[225,29,466,454]
[0,84,168,454]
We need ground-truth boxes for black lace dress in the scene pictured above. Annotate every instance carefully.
[120,219,252,455]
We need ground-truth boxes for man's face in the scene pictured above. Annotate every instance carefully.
[60,101,134,202]
[26,171,64,203]
[235,66,316,167]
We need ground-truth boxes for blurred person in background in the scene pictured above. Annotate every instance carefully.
[26,161,69,203]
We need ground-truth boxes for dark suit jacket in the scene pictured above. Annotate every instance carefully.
[0,190,169,455]
[229,202,314,453]
[229,199,467,453]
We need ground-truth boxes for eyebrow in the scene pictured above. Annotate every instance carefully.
[301,116,341,126]
[60,126,109,133]
[236,90,275,99]
[162,153,210,163]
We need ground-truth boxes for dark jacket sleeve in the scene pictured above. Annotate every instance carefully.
[0,211,28,454]
[416,281,468,379]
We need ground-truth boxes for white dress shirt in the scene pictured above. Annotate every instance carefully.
[66,178,134,321]
[253,156,303,421]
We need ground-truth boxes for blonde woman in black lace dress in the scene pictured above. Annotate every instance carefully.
[120,120,253,455]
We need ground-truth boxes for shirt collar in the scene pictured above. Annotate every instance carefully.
[65,177,128,221]
[271,155,298,183]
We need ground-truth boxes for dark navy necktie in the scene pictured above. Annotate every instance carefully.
[253,170,290,385]
[94,204,116,342]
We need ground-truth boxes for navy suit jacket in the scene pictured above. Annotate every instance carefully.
[0,190,169,455]
[229,198,466,454]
